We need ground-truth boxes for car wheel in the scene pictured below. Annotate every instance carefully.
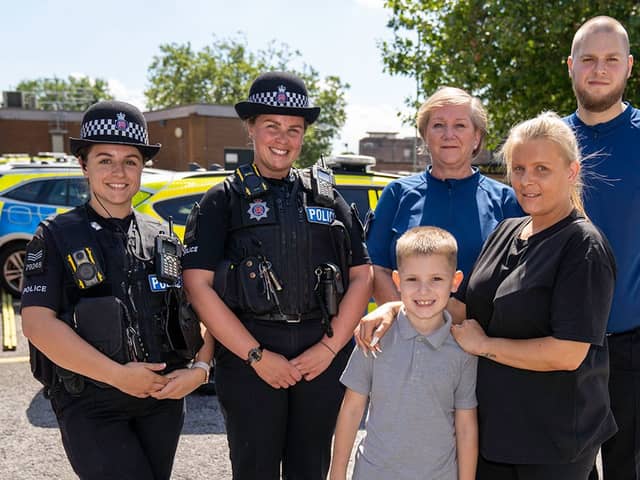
[0,242,27,297]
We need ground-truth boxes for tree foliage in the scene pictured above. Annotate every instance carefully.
[381,0,640,148]
[16,76,113,111]
[145,36,349,167]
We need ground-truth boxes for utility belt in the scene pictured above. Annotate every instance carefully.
[606,324,640,338]
[58,292,203,395]
[215,256,344,336]
[243,310,322,324]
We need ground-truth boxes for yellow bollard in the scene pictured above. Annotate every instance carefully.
[2,290,17,351]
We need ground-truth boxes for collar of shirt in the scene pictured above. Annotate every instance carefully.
[396,308,452,349]
[84,202,133,233]
[572,101,632,134]
[425,165,480,186]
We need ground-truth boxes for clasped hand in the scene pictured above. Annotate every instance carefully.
[113,361,169,398]
[252,344,335,389]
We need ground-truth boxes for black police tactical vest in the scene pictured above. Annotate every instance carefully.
[223,168,350,316]
[46,205,186,371]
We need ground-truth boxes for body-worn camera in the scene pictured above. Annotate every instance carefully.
[236,163,269,199]
[66,247,105,289]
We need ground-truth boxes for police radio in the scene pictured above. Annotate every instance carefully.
[155,217,182,285]
[311,160,335,207]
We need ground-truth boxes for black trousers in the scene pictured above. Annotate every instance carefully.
[477,448,598,480]
[599,329,640,479]
[51,382,185,480]
[215,318,351,480]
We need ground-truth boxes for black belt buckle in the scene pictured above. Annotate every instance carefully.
[284,313,302,324]
[607,326,640,337]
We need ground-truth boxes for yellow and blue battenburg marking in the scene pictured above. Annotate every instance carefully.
[0,200,61,235]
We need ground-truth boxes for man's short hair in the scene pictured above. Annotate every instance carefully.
[395,226,458,270]
[571,16,630,57]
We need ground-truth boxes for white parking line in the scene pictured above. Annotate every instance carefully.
[0,356,29,364]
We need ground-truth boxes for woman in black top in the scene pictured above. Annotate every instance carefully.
[450,113,617,479]
[21,101,213,480]
[358,112,616,479]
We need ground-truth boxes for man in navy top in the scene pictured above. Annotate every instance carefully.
[565,16,640,480]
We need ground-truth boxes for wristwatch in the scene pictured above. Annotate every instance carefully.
[191,361,211,384]
[245,346,264,365]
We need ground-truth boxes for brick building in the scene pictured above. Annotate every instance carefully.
[358,132,428,173]
[0,103,252,171]
[358,130,496,175]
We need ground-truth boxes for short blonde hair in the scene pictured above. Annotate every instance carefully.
[416,87,488,158]
[571,16,630,57]
[500,111,586,217]
[396,226,458,270]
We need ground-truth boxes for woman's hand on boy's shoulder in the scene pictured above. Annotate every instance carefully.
[450,319,488,356]
[354,301,402,353]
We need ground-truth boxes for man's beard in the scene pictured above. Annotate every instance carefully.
[572,77,628,113]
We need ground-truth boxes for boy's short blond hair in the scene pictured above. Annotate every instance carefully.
[396,226,458,270]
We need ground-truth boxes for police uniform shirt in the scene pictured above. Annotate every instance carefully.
[182,173,370,272]
[21,205,134,311]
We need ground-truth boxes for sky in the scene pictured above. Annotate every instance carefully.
[1,0,418,155]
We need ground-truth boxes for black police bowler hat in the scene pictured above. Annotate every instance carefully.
[69,100,161,159]
[234,71,321,124]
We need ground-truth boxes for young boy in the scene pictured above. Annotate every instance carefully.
[330,226,478,480]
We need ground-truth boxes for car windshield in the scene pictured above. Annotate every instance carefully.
[153,194,203,225]
[3,178,89,206]
[336,187,372,223]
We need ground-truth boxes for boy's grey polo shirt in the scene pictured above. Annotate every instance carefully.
[341,310,477,480]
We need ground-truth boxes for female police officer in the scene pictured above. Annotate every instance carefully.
[183,72,373,480]
[21,100,213,480]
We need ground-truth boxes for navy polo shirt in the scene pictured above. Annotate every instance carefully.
[565,104,640,333]
[366,167,523,276]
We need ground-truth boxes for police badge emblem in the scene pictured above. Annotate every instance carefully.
[247,200,270,221]
[276,85,288,105]
[115,112,128,131]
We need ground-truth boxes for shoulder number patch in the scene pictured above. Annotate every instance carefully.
[24,237,46,276]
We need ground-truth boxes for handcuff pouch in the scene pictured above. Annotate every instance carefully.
[163,288,204,360]
[213,259,240,309]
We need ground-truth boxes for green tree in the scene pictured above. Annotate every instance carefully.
[16,76,113,111]
[145,36,349,167]
[381,1,640,148]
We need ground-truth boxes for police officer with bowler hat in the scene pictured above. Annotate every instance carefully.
[21,100,213,480]
[183,71,373,479]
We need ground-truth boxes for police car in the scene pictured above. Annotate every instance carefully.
[0,165,181,297]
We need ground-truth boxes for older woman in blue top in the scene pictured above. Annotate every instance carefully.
[366,87,523,304]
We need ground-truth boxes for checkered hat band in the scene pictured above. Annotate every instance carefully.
[248,90,309,108]
[80,118,148,143]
